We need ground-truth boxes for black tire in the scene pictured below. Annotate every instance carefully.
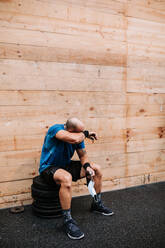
[32,210,62,219]
[33,175,60,191]
[31,185,59,199]
[33,200,61,210]
[33,198,60,206]
[32,204,62,215]
[31,195,60,203]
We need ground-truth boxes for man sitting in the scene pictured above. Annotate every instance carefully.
[39,117,114,240]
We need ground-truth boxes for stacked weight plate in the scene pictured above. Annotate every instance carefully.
[31,175,63,218]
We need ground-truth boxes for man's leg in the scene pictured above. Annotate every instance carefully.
[80,163,102,193]
[80,163,114,216]
[53,169,72,210]
[53,168,84,240]
[90,163,102,193]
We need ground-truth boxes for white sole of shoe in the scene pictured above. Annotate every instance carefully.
[67,233,85,240]
[93,210,114,216]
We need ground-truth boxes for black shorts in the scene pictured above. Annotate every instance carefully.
[40,160,82,186]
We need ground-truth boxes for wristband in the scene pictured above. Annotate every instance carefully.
[83,130,89,138]
[83,162,91,170]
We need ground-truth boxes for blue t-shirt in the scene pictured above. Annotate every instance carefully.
[39,124,85,173]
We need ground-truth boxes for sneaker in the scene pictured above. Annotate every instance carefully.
[64,218,84,240]
[91,200,114,216]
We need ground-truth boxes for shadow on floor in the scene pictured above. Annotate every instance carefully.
[0,182,165,248]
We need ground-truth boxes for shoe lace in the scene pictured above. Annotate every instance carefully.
[96,200,110,211]
[66,218,77,228]
[66,219,81,233]
[69,218,77,225]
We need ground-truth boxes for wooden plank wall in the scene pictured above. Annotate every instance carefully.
[0,0,165,209]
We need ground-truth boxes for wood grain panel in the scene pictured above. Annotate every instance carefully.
[0,26,126,49]
[0,179,32,197]
[102,163,165,180]
[0,0,68,20]
[127,138,165,152]
[0,90,126,106]
[38,0,127,15]
[127,93,165,105]
[127,149,165,166]
[127,30,165,49]
[127,17,165,49]
[0,60,125,79]
[127,104,165,117]
[88,153,127,168]
[0,74,124,91]
[127,16,165,34]
[0,0,126,24]
[127,64,165,93]
[0,105,126,120]
[127,15,165,94]
[128,43,165,67]
[0,43,126,65]
[0,11,126,40]
[86,142,125,157]
[0,149,40,169]
[127,66,165,83]
[127,0,165,12]
[126,116,165,128]
[0,60,125,98]
[127,81,165,93]
[127,2,165,23]
[0,192,32,209]
[125,127,165,141]
[0,135,43,152]
[0,164,38,182]
[119,171,165,188]
[0,26,126,66]
[0,90,165,108]
[102,149,165,170]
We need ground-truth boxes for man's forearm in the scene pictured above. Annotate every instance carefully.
[69,132,85,144]
[77,148,91,169]
[56,130,85,144]
[80,153,89,166]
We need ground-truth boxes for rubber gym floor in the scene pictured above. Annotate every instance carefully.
[0,181,164,248]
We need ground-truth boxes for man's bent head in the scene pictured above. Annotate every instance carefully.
[65,117,85,133]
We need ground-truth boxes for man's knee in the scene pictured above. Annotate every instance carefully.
[61,173,72,188]
[53,169,72,187]
[92,164,102,178]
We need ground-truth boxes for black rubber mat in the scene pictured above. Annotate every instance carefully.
[0,182,165,248]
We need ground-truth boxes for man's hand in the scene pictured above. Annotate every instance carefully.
[88,132,98,142]
[86,166,95,178]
